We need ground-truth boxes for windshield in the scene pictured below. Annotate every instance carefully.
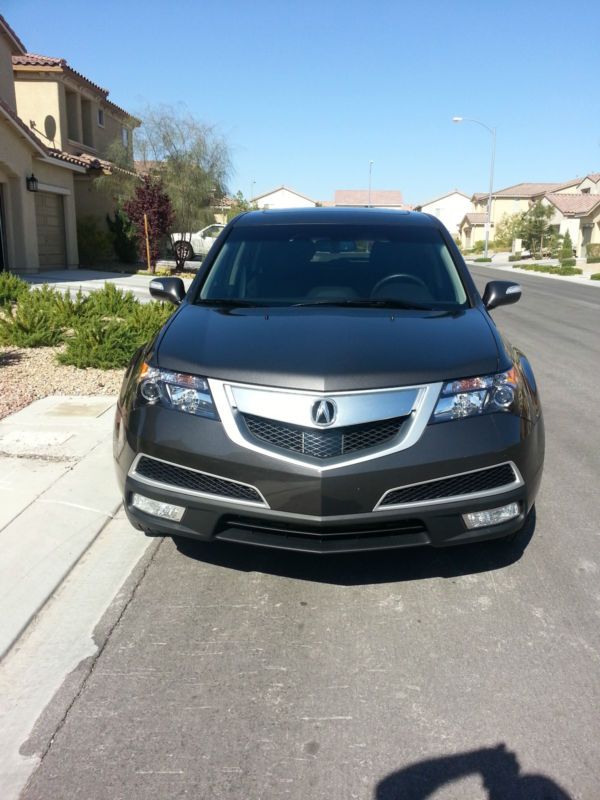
[198,224,468,309]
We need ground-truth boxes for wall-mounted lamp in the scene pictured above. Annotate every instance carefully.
[26,174,39,192]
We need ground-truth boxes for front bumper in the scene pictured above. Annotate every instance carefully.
[115,404,544,553]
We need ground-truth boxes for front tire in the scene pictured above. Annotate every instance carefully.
[173,240,194,262]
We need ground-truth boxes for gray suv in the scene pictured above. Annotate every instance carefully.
[114,208,544,553]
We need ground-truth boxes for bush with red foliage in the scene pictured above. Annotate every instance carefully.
[124,176,174,272]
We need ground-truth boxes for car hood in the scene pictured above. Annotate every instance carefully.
[156,305,503,391]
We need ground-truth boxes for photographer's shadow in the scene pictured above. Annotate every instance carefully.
[376,743,572,800]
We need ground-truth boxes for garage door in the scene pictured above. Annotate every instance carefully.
[35,192,66,267]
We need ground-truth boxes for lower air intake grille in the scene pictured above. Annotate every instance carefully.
[242,414,404,459]
[378,463,518,507]
[134,456,264,504]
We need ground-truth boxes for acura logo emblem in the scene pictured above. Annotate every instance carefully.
[312,398,337,426]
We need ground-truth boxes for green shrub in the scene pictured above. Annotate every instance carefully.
[586,243,600,259]
[473,257,492,262]
[590,273,600,280]
[58,317,143,369]
[79,282,138,320]
[508,253,522,262]
[106,210,139,264]
[0,271,30,307]
[560,258,576,267]
[585,256,600,264]
[77,216,114,266]
[472,240,486,253]
[513,263,582,277]
[1,277,174,368]
[0,285,74,347]
[58,299,173,369]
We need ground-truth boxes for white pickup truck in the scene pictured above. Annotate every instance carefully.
[170,224,225,261]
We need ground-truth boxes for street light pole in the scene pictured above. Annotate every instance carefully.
[452,117,496,259]
[368,160,374,207]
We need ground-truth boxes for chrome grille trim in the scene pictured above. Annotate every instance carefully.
[373,461,523,511]
[129,453,269,508]
[209,378,443,472]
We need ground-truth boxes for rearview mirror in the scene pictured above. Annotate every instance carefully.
[482,280,521,311]
[149,277,186,306]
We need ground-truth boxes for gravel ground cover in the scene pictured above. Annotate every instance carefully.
[0,346,123,420]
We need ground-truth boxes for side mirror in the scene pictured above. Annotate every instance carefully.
[482,280,521,311]
[149,277,186,306]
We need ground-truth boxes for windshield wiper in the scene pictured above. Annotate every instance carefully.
[291,298,437,310]
[196,299,268,307]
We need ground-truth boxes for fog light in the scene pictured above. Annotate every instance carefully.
[131,493,185,522]
[462,502,520,530]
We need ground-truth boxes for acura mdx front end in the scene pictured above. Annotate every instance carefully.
[114,208,544,553]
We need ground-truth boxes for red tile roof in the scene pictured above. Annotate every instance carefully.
[545,194,600,216]
[492,182,564,198]
[335,189,406,207]
[12,53,139,122]
[0,15,26,54]
[462,213,487,225]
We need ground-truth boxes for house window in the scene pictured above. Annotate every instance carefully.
[581,187,590,194]
[97,108,104,127]
[121,126,129,148]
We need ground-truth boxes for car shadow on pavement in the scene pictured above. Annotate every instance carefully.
[172,511,536,586]
[375,743,573,799]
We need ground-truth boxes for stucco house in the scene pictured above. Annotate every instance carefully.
[458,176,600,256]
[13,49,140,226]
[251,186,316,209]
[414,190,470,235]
[0,15,84,271]
[543,174,600,258]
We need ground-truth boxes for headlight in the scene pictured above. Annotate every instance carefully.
[137,363,218,419]
[431,367,519,423]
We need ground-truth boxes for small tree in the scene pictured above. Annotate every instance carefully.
[226,190,253,221]
[520,201,554,257]
[106,209,139,264]
[494,212,526,249]
[124,176,173,273]
[135,105,231,269]
[560,230,574,262]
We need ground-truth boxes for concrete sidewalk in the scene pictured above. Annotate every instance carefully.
[0,396,122,658]
[21,269,194,303]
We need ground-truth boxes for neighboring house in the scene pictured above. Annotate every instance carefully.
[333,189,409,209]
[12,46,140,227]
[0,15,85,271]
[458,213,487,250]
[543,175,600,258]
[414,190,471,235]
[458,175,600,256]
[251,186,316,209]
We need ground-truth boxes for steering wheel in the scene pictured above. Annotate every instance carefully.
[371,273,428,295]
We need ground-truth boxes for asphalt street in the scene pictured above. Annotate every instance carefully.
[17,268,600,800]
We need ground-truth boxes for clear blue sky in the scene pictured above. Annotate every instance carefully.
[5,0,600,204]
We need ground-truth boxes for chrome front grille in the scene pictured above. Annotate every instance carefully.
[132,455,267,506]
[208,377,443,471]
[242,414,405,459]
[376,462,521,510]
